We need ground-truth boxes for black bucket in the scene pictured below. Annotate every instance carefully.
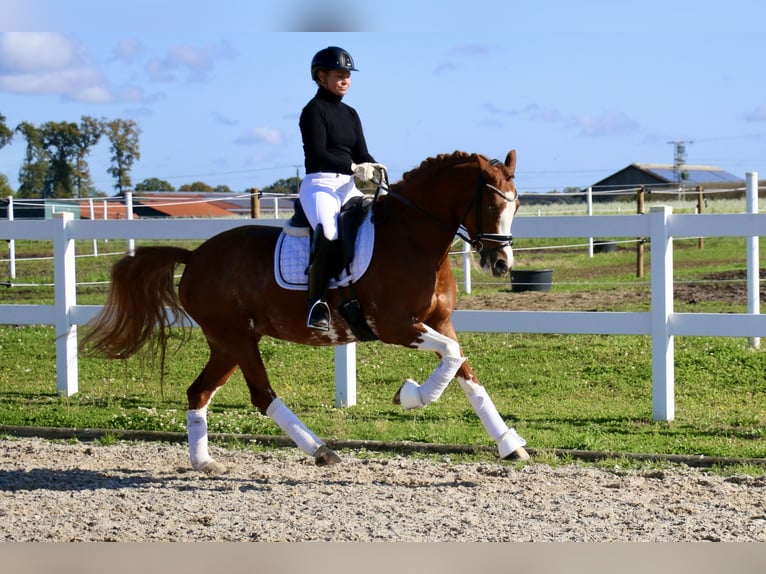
[593,240,618,254]
[510,269,553,293]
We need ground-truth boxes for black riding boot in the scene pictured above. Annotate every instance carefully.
[307,227,335,331]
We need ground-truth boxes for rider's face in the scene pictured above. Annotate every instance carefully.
[319,69,351,97]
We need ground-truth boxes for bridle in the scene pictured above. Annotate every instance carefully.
[457,178,516,254]
[379,160,517,255]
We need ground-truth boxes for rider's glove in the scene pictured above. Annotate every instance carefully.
[351,162,387,183]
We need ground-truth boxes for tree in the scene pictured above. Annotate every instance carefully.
[261,176,300,195]
[15,122,48,198]
[73,116,104,197]
[213,184,233,193]
[0,113,12,151]
[178,181,214,192]
[39,120,83,198]
[135,177,175,192]
[105,119,141,194]
[0,114,14,195]
[0,173,13,196]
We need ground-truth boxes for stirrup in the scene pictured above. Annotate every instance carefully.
[307,300,331,331]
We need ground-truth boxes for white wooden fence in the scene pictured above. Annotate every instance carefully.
[1,173,763,422]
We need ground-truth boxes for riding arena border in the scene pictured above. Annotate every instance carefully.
[3,424,766,470]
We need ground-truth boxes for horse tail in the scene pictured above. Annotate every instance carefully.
[81,246,191,364]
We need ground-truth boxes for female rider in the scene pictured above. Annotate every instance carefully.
[299,46,385,331]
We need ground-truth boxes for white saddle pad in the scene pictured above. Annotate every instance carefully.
[274,210,375,291]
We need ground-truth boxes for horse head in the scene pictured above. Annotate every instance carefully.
[467,150,520,277]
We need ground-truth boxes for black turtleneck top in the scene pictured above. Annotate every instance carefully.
[299,87,375,175]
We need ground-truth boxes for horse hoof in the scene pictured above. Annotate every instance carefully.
[200,460,228,475]
[502,447,530,462]
[314,445,341,466]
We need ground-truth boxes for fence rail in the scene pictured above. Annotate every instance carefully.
[1,173,763,422]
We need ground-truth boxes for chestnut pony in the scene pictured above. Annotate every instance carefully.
[82,150,528,473]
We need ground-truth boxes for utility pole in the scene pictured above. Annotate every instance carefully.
[294,165,301,194]
[668,140,693,184]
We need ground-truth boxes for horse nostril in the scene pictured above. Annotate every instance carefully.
[495,260,508,275]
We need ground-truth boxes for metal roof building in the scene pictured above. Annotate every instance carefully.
[591,163,743,196]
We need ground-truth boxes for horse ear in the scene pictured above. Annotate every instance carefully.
[505,150,517,175]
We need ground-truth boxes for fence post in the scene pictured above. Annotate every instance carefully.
[586,186,594,257]
[637,187,646,278]
[335,344,357,407]
[102,199,109,245]
[6,195,15,279]
[52,212,79,396]
[696,186,705,249]
[746,172,761,349]
[650,206,674,421]
[463,240,472,293]
[125,191,135,255]
[88,198,98,256]
[250,189,261,218]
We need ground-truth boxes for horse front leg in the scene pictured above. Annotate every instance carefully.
[393,323,466,409]
[456,364,529,461]
[392,323,529,461]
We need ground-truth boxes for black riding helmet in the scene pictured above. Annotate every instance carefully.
[311,46,358,81]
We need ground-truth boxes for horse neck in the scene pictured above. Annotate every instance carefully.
[382,165,479,261]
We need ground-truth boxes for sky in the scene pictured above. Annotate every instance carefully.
[1,0,764,195]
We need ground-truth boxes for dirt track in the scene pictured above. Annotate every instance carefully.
[1,437,765,542]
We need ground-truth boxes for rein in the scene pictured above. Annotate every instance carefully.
[379,167,515,253]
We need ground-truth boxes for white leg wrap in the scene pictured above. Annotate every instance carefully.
[401,355,465,410]
[267,397,323,456]
[187,408,214,470]
[460,380,527,458]
[398,379,426,410]
[496,428,527,459]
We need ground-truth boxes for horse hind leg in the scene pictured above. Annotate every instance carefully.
[240,344,341,467]
[186,346,238,475]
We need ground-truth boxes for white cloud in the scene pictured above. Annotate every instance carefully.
[0,32,82,74]
[569,111,639,137]
[146,41,237,83]
[0,32,159,104]
[213,112,238,126]
[745,104,766,122]
[112,38,143,63]
[508,102,639,137]
[235,127,284,146]
[0,32,106,102]
[0,65,110,103]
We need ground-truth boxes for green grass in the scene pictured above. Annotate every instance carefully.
[1,326,765,463]
[1,199,765,472]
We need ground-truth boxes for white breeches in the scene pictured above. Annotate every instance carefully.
[299,172,364,240]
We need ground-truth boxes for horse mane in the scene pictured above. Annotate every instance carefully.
[390,151,479,193]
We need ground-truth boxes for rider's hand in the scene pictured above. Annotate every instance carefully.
[351,162,387,183]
